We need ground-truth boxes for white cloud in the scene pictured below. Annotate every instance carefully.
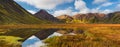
[91,8,113,14]
[28,36,36,40]
[15,0,73,9]
[90,2,113,14]
[74,0,87,10]
[27,41,45,47]
[53,0,113,16]
[74,0,90,14]
[93,0,108,4]
[26,32,63,47]
[72,12,79,15]
[94,2,113,11]
[91,8,100,13]
[53,8,73,17]
[48,32,63,37]
[53,7,79,17]
[27,10,36,14]
[100,9,113,14]
[116,4,120,11]
[101,2,113,7]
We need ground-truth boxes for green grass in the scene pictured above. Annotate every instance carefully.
[0,36,22,47]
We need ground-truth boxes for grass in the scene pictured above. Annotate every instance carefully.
[43,27,120,47]
[0,24,119,29]
[0,36,22,47]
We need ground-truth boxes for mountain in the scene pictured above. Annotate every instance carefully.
[107,11,120,24]
[34,9,59,23]
[73,13,106,23]
[0,0,52,41]
[0,0,47,24]
[56,15,73,23]
[56,12,120,24]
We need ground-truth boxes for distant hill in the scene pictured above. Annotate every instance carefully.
[106,11,120,24]
[56,15,73,23]
[56,12,120,24]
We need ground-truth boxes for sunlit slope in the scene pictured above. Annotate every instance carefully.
[0,0,47,24]
[0,0,49,41]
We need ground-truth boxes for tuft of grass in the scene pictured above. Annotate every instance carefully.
[0,36,22,47]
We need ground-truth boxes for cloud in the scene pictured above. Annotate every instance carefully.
[53,8,73,17]
[27,10,36,14]
[74,0,87,10]
[100,9,113,14]
[101,2,113,7]
[26,41,45,47]
[90,2,113,14]
[26,32,62,47]
[96,2,113,10]
[53,7,79,17]
[48,32,63,38]
[15,0,73,9]
[91,9,100,13]
[53,0,113,17]
[93,0,108,4]
[116,4,120,11]
[92,9,113,14]
[74,0,90,14]
[28,36,36,40]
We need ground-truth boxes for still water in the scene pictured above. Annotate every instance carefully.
[22,32,62,47]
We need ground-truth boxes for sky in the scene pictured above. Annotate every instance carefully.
[14,0,120,17]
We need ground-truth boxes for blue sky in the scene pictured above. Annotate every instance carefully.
[14,0,120,16]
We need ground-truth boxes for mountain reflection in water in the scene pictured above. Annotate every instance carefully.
[22,32,62,47]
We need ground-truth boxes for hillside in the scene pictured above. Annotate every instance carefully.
[56,12,120,24]
[0,0,47,24]
[56,15,73,23]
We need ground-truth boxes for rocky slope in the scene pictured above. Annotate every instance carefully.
[34,9,59,23]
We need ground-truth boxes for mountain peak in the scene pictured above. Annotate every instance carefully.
[34,10,59,22]
[39,9,48,14]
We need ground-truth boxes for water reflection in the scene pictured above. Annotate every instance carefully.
[22,32,62,47]
[21,27,120,47]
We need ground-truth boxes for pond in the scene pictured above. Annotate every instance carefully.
[22,32,62,47]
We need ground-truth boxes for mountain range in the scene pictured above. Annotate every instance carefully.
[56,12,120,24]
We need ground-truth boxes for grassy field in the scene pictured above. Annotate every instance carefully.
[0,24,120,47]
[43,27,120,47]
[0,24,120,29]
